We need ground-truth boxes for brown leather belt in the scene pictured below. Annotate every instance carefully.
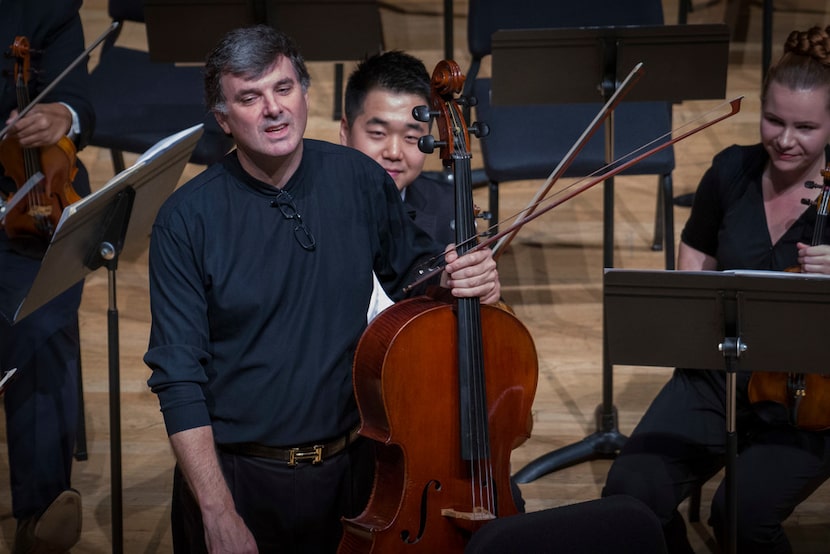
[217,426,360,466]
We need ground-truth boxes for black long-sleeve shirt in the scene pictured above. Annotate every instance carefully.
[145,140,440,446]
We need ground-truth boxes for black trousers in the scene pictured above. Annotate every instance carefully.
[171,437,375,553]
[464,495,667,554]
[603,368,830,554]
[0,163,89,521]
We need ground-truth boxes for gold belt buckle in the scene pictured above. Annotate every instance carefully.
[288,445,323,466]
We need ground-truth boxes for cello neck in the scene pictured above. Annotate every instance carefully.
[422,59,491,463]
[452,151,489,461]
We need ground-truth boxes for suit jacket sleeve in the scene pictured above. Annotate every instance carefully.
[5,0,96,150]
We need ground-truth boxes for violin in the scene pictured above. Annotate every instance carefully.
[338,60,539,552]
[0,36,80,243]
[747,165,830,430]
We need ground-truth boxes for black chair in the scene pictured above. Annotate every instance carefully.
[464,0,677,269]
[87,0,234,174]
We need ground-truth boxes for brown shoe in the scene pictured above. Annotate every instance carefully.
[13,489,82,554]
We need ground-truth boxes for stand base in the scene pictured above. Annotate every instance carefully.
[513,404,627,484]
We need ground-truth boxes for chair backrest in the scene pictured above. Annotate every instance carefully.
[467,0,665,60]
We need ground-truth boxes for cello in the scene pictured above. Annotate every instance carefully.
[338,60,539,552]
[747,165,830,430]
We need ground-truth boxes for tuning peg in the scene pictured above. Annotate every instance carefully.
[418,135,446,154]
[456,95,478,108]
[805,180,820,189]
[412,105,434,123]
[470,122,489,138]
[801,198,814,206]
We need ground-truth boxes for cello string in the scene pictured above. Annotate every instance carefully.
[456,135,496,516]
[449,100,492,513]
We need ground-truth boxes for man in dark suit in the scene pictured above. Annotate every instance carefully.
[0,1,95,551]
[340,50,456,247]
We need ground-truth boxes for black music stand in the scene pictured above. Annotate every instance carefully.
[12,125,203,554]
[143,0,384,120]
[604,268,830,554]
[491,24,731,484]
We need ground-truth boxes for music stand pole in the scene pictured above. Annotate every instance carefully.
[444,0,453,60]
[513,45,628,484]
[84,187,135,554]
[106,254,123,554]
[719,337,743,554]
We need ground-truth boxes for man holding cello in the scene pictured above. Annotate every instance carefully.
[144,25,501,553]
[0,0,95,552]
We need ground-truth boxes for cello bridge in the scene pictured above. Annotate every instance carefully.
[440,507,495,521]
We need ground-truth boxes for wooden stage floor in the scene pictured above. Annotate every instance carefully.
[1,1,830,552]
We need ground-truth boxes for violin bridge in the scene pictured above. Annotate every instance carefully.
[28,205,53,217]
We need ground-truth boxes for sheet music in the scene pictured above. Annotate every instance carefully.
[0,368,18,395]
[12,124,204,323]
[724,269,830,280]
[54,124,204,235]
[136,124,204,164]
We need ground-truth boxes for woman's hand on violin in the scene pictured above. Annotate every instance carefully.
[441,245,501,304]
[796,242,830,274]
[6,103,72,148]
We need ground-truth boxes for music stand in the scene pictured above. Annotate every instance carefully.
[491,24,731,484]
[143,0,384,120]
[604,268,830,554]
[12,125,204,554]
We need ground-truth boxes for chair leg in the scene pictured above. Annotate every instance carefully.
[662,173,675,270]
[652,178,664,252]
[488,180,499,235]
[678,0,693,24]
[333,63,344,121]
[651,174,675,270]
[110,149,126,174]
[74,352,88,462]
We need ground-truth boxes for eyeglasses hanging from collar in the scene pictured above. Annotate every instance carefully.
[270,189,316,251]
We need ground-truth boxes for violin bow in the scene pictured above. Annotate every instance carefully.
[0,22,119,140]
[403,96,744,293]
[491,62,645,259]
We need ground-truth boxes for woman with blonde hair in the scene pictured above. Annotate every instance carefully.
[603,25,830,553]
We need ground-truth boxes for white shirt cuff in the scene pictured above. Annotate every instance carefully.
[58,102,81,140]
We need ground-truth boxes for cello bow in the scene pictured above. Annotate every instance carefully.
[404,96,744,294]
[491,62,645,259]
